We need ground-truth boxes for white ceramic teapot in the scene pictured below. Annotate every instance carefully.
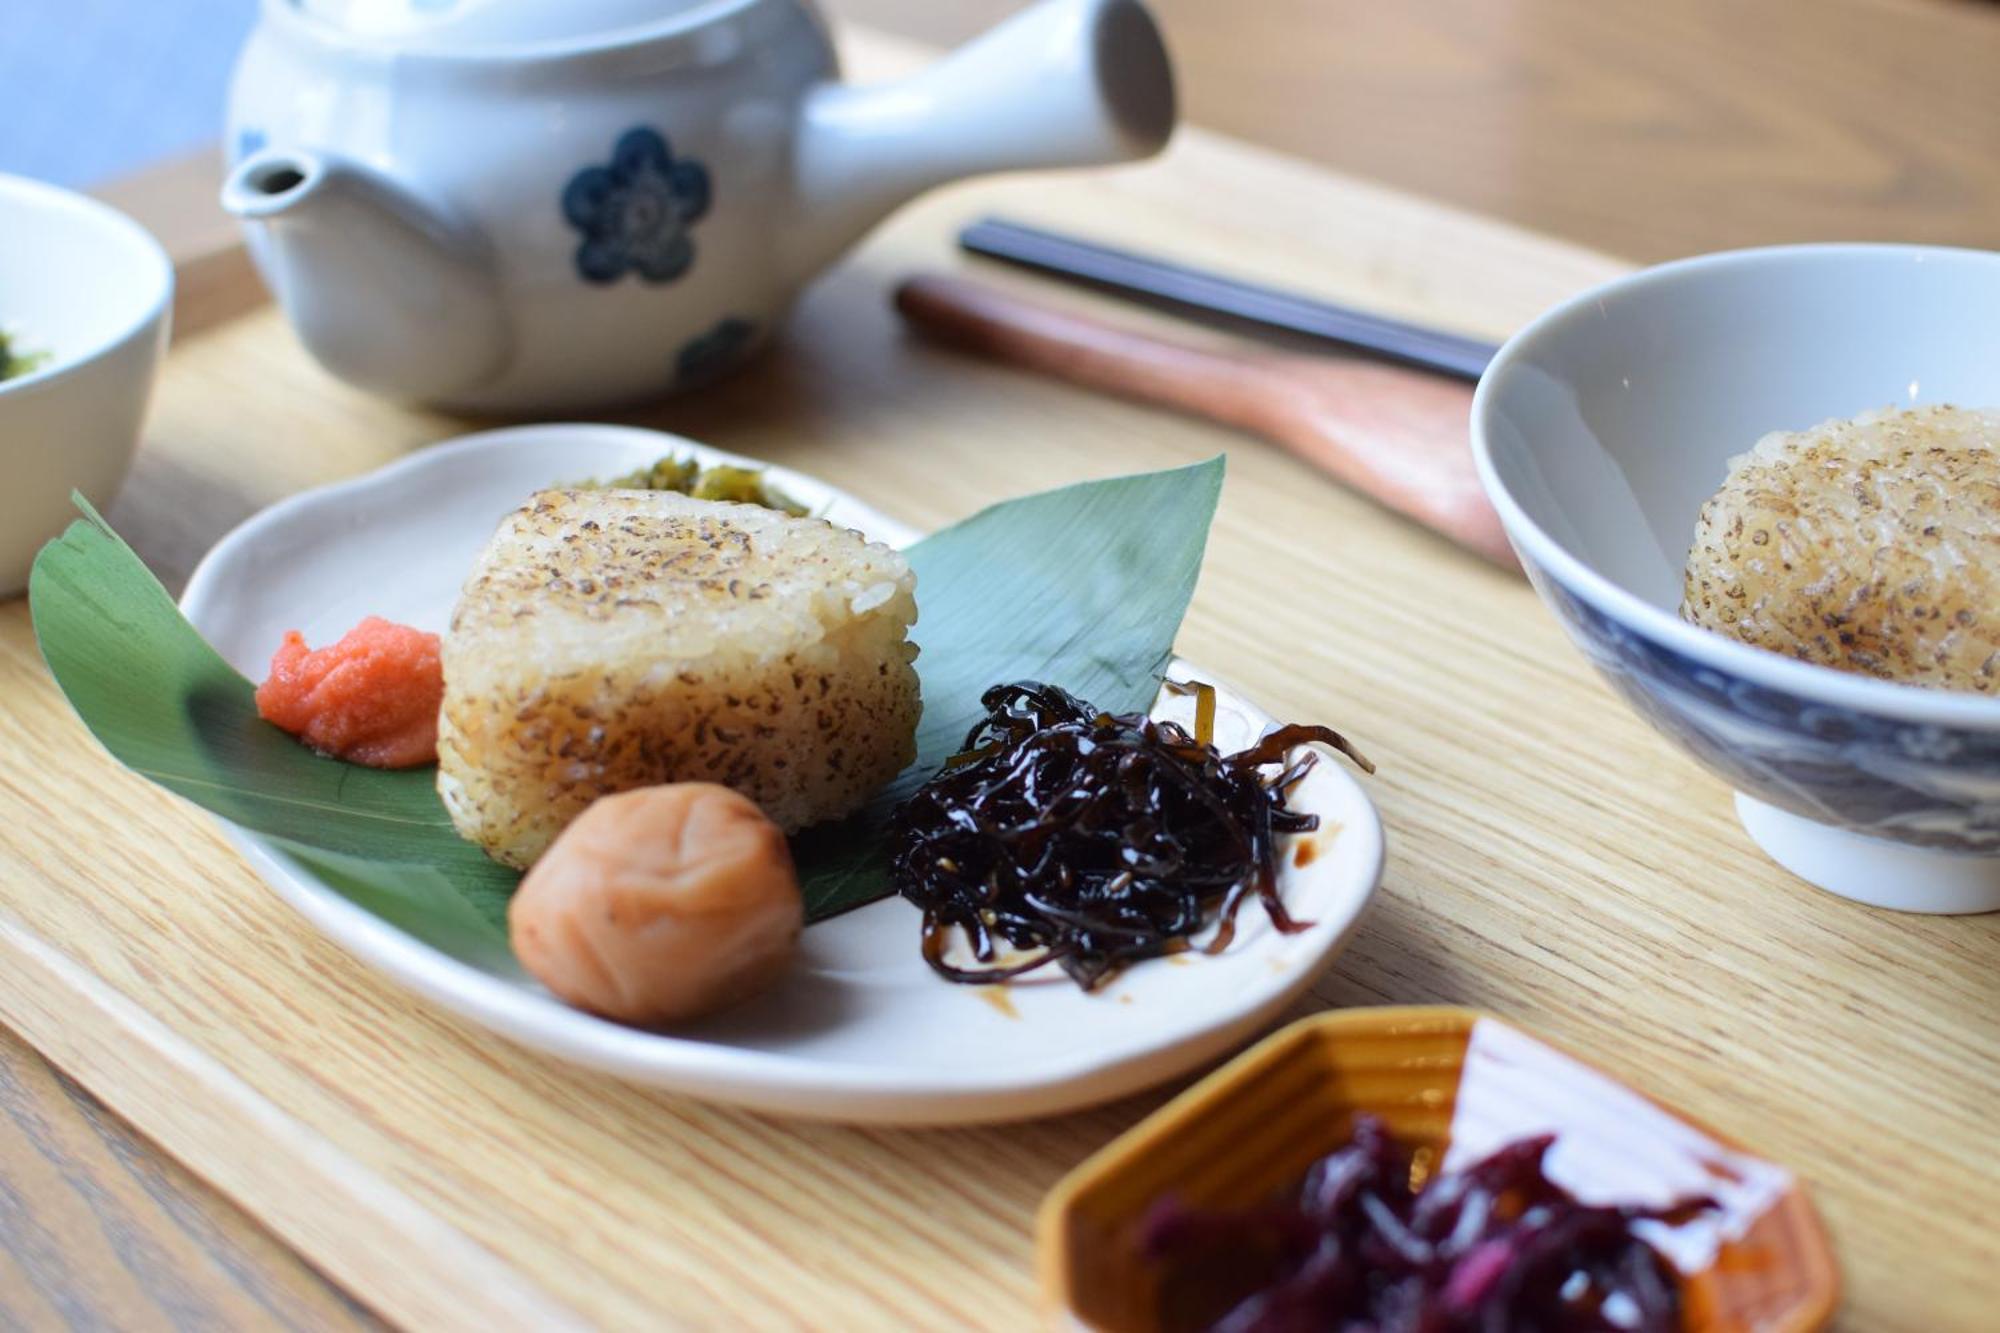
[221,0,1175,412]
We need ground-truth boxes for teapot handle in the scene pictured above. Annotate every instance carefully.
[784,0,1176,282]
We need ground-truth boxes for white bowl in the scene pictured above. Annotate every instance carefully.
[1472,245,2000,913]
[0,175,172,596]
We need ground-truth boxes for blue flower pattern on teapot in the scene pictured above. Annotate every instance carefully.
[221,0,1175,409]
[676,318,758,388]
[562,129,712,285]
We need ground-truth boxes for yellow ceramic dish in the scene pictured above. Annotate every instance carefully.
[1038,1006,1838,1331]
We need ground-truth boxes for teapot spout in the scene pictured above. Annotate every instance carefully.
[221,149,510,403]
[784,0,1175,282]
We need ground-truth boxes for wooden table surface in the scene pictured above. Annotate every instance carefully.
[843,0,2000,262]
[8,5,2000,1328]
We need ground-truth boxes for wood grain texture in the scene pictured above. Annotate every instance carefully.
[892,273,1513,566]
[0,920,589,1332]
[2,24,1997,1333]
[94,149,263,341]
[831,0,2000,262]
[0,1024,384,1332]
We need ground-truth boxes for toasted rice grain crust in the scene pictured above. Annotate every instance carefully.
[1681,405,2000,691]
[438,490,920,868]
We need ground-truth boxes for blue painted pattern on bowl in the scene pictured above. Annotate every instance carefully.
[1524,554,2000,853]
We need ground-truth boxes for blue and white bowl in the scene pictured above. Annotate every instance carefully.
[1472,244,2000,914]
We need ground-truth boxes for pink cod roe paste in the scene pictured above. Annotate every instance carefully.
[254,616,444,768]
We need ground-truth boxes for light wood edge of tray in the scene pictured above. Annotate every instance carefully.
[0,912,587,1333]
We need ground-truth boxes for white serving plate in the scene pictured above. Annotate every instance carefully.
[180,424,1385,1123]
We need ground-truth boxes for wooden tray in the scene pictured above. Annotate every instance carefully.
[2,27,1993,1331]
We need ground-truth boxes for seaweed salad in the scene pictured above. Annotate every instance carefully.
[888,680,1371,990]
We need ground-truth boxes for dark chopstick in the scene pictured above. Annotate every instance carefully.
[958,217,1500,382]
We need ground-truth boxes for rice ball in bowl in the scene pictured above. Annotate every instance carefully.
[1682,405,2000,691]
[1471,243,2000,913]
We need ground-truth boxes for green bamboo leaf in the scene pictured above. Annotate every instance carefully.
[30,498,520,958]
[794,458,1224,917]
[29,459,1223,953]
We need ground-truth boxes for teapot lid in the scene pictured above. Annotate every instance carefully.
[290,0,740,50]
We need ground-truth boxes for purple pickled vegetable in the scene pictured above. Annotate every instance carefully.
[1141,1115,1714,1332]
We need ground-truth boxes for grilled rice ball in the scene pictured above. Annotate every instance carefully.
[438,489,921,868]
[1681,405,2000,691]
